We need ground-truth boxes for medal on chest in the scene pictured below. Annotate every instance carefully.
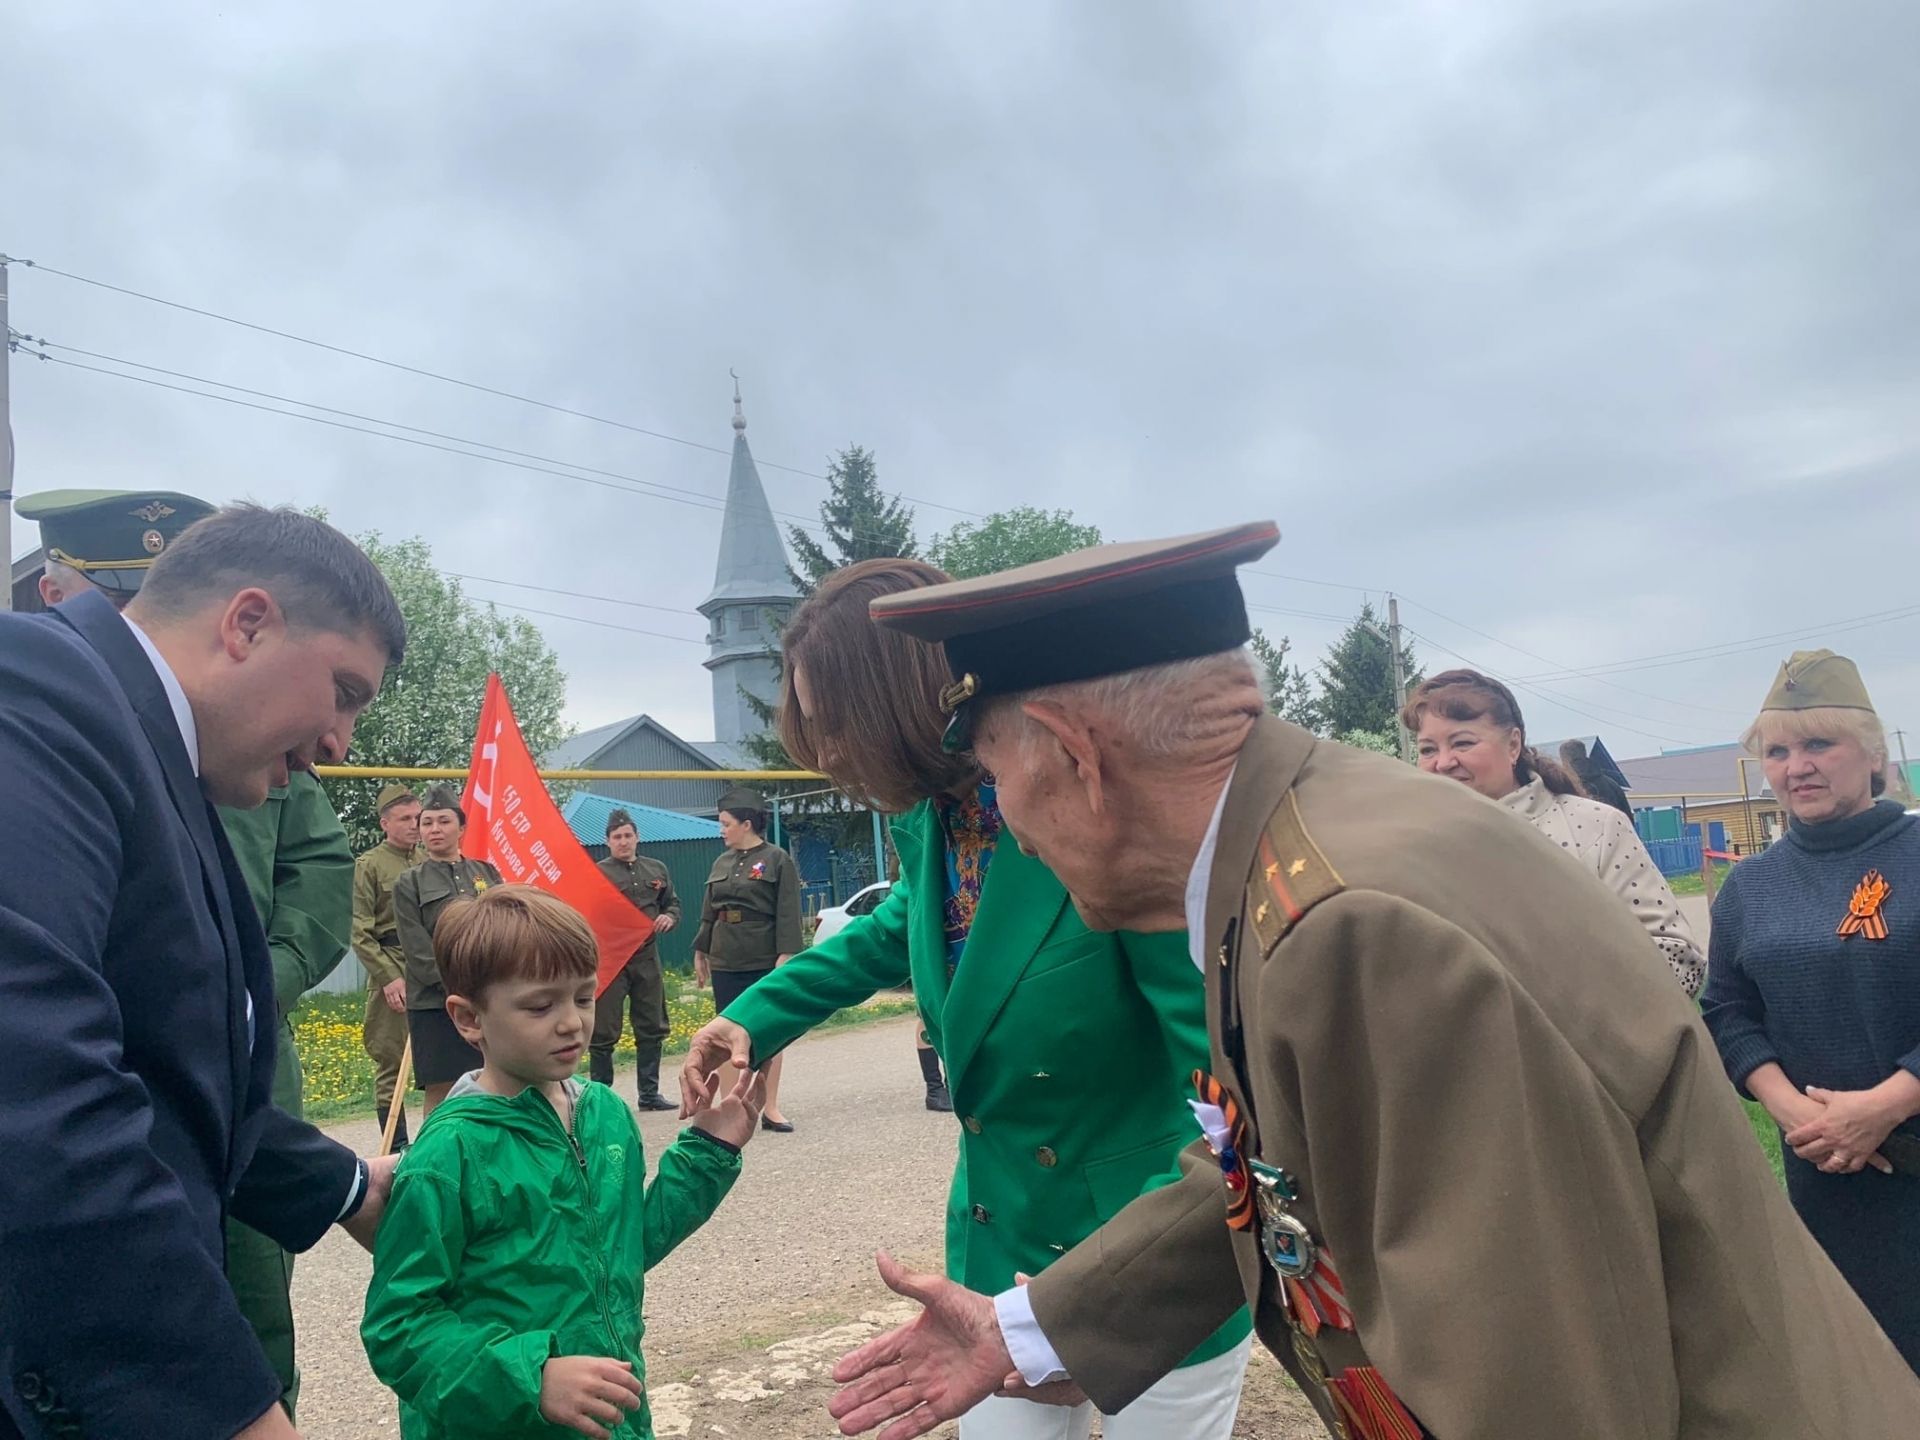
[1193,1070,1426,1439]
[749,859,767,880]
[1838,869,1891,941]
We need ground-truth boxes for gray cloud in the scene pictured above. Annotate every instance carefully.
[7,0,1917,757]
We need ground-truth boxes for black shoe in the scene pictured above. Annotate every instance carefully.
[925,1081,954,1112]
[761,1116,796,1133]
[636,1093,676,1112]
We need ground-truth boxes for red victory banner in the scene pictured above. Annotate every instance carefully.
[462,674,653,995]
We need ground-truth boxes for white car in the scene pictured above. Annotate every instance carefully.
[812,881,892,943]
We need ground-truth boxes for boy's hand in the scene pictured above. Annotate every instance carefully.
[690,1065,767,1150]
[539,1355,643,1439]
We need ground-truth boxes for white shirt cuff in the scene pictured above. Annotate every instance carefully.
[335,1160,368,1222]
[993,1285,1071,1386]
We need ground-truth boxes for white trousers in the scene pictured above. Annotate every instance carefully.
[958,1336,1252,1440]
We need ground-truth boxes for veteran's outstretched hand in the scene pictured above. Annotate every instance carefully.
[679,1015,753,1117]
[829,1253,1017,1438]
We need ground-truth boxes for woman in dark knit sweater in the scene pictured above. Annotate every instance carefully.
[1702,649,1920,1371]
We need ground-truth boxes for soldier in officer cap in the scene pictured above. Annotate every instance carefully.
[20,487,216,610]
[18,485,353,1418]
[828,522,1920,1438]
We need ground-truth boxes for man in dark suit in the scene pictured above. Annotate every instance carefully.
[0,503,407,1439]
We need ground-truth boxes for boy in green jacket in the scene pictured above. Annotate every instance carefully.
[363,886,763,1439]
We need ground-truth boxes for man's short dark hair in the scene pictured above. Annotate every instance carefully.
[138,504,406,666]
[606,808,637,838]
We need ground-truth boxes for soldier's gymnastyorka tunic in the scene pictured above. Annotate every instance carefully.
[693,840,803,1014]
[352,840,423,1123]
[392,856,502,1086]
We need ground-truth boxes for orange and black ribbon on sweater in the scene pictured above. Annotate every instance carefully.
[1838,869,1891,942]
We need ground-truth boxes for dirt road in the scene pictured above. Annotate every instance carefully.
[293,1015,1320,1438]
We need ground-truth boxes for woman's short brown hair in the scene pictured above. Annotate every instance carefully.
[776,557,979,812]
[1402,668,1585,798]
[434,885,597,1002]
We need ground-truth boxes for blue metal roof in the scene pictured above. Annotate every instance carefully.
[561,792,722,846]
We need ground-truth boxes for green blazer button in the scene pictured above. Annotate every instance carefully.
[1035,1146,1058,1168]
[964,1115,984,1134]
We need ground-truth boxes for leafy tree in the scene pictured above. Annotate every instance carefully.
[1317,602,1421,741]
[322,531,569,853]
[1249,628,1322,733]
[927,507,1101,580]
[1335,727,1401,757]
[785,445,917,596]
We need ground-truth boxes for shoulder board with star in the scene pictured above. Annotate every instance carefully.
[1245,791,1346,958]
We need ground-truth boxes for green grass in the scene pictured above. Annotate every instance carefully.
[1666,863,1732,897]
[291,988,917,1125]
[1745,1099,1786,1185]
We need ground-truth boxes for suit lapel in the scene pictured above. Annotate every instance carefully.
[939,840,1069,1088]
[56,595,255,1127]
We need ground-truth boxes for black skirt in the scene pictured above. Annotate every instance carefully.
[408,1007,483,1087]
[711,965,776,1016]
[1787,1151,1920,1372]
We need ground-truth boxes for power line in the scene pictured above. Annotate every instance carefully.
[446,571,705,622]
[1510,603,1920,681]
[1395,595,1753,720]
[17,338,956,556]
[8,255,989,521]
[1400,624,1707,748]
[480,597,709,645]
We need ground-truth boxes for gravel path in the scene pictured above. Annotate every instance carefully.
[293,1015,1320,1438]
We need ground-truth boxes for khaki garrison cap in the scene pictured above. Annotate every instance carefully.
[1761,649,1878,715]
[375,783,419,814]
[717,786,770,817]
[869,520,1281,751]
[16,488,216,597]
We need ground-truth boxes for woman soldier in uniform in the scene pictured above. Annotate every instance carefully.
[680,558,1252,1440]
[693,788,804,1132]
[393,785,505,1116]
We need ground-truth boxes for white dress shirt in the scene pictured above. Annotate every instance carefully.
[993,768,1236,1385]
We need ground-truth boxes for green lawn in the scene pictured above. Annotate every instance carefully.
[1745,1100,1786,1184]
[1665,863,1732,898]
[291,986,917,1124]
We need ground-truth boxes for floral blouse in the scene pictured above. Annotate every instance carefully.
[939,783,1002,975]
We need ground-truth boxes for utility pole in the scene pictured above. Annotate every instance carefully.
[1388,593,1410,762]
[1895,729,1913,802]
[2,256,13,613]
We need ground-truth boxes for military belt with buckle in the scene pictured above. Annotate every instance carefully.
[720,908,746,923]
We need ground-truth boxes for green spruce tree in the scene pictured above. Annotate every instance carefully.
[1317,602,1422,741]
[785,446,917,596]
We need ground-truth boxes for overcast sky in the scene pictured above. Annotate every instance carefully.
[8,1,1917,764]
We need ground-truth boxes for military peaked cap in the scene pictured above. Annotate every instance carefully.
[16,488,216,597]
[869,520,1280,749]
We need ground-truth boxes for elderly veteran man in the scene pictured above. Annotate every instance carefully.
[353,782,425,1148]
[23,487,357,1418]
[827,522,1920,1440]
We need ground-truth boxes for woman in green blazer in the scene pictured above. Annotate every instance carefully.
[682,559,1251,1440]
